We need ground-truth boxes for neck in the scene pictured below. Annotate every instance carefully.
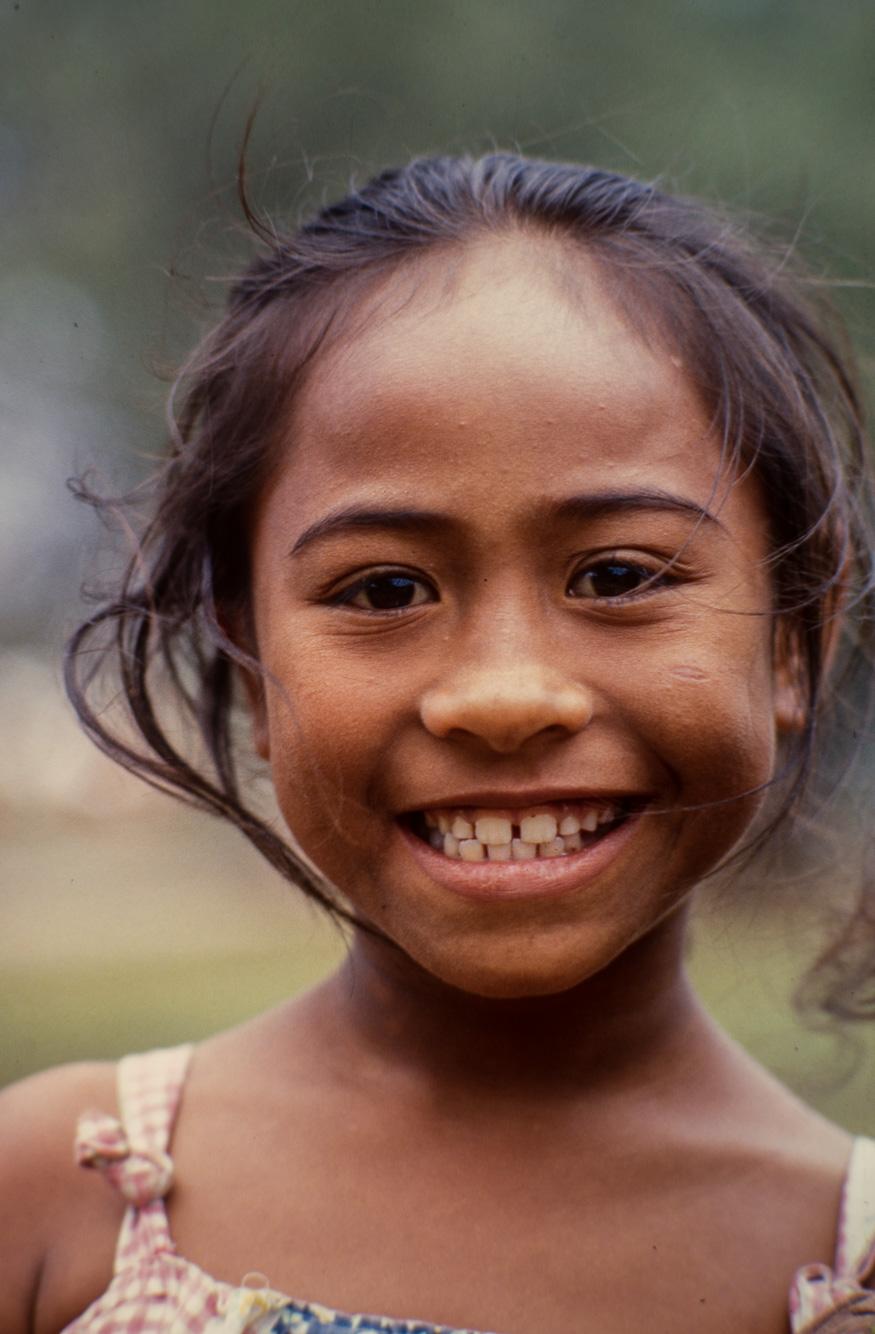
[318,906,707,1099]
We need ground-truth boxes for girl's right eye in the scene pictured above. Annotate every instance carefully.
[335,572,436,611]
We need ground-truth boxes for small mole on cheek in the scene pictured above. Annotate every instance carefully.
[669,663,709,682]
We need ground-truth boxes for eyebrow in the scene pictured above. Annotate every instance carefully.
[289,507,452,555]
[550,489,723,529]
[288,489,722,556]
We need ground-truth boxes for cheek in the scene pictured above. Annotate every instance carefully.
[603,667,778,905]
[255,639,400,861]
[645,651,779,831]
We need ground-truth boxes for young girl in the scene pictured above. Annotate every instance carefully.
[2,154,874,1334]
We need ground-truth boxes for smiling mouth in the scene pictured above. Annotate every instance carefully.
[407,800,634,862]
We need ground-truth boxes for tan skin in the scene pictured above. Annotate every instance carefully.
[0,234,853,1334]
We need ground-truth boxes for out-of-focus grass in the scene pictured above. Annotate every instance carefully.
[688,908,875,1136]
[4,908,875,1135]
[0,940,345,1088]
[0,802,349,1088]
[3,796,875,1133]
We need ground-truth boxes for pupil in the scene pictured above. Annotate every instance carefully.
[593,564,642,597]
[366,576,415,609]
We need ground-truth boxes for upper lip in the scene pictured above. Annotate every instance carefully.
[400,788,649,813]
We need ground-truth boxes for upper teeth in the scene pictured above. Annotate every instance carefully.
[519,812,556,843]
[423,803,619,860]
[474,814,513,844]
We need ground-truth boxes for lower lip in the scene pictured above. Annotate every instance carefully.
[399,814,643,903]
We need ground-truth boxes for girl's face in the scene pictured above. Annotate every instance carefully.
[248,235,798,999]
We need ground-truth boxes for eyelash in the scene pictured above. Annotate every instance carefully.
[333,569,437,612]
[331,555,676,613]
[566,555,676,602]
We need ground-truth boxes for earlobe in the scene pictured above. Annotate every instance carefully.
[248,679,271,760]
[215,599,271,759]
[233,657,271,759]
[773,585,847,734]
[773,677,809,734]
[773,621,809,735]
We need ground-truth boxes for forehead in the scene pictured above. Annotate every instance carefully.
[267,234,753,531]
[297,235,685,424]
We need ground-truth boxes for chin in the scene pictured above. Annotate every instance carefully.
[421,943,610,1001]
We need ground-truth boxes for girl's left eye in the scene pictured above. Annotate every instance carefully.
[567,559,665,601]
[337,573,436,611]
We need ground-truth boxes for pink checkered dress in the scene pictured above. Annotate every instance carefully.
[63,1046,486,1334]
[62,1045,875,1334]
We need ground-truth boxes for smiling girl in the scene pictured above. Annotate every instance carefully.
[2,155,873,1334]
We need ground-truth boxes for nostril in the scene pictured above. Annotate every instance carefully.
[420,671,593,751]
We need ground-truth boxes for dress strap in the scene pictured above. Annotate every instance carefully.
[788,1137,875,1331]
[75,1044,194,1272]
[836,1136,875,1279]
[116,1044,193,1165]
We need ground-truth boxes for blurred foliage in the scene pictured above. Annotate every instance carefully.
[0,0,873,643]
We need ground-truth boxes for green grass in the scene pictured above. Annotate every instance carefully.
[4,907,875,1136]
[0,941,344,1088]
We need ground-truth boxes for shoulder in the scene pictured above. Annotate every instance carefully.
[0,1061,125,1334]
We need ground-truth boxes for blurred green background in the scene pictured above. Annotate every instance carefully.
[1,0,875,1129]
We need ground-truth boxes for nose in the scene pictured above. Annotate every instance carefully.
[420,663,594,754]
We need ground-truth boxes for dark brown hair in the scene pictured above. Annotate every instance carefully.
[65,153,875,1012]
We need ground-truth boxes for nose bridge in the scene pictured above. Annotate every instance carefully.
[419,608,594,753]
[453,586,560,682]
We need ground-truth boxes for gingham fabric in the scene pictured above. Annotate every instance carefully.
[62,1045,875,1334]
[789,1137,875,1332]
[64,1045,490,1334]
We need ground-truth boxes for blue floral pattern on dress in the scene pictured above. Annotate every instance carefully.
[267,1301,490,1334]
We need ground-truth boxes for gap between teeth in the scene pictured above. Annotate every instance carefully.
[423,805,617,861]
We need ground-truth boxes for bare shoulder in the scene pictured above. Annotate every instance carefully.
[694,1026,856,1250]
[0,1062,125,1334]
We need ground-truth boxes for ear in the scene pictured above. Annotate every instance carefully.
[239,661,272,761]
[215,600,271,761]
[773,620,809,735]
[773,599,846,736]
